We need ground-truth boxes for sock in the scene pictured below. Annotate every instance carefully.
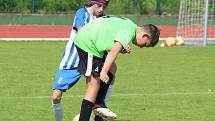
[52,102,63,121]
[95,72,113,107]
[104,84,114,105]
[94,72,113,121]
[94,115,104,121]
[79,99,93,121]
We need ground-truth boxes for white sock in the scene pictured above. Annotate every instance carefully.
[104,84,113,105]
[52,102,63,121]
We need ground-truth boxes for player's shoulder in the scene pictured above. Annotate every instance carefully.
[75,7,87,16]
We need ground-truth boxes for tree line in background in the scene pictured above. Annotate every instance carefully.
[0,0,180,15]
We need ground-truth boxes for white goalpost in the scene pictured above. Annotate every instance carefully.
[176,0,215,46]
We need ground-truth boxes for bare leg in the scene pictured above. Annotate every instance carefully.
[79,76,100,121]
[84,76,100,102]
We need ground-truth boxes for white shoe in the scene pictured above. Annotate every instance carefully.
[93,108,117,121]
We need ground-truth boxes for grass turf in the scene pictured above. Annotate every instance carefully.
[0,41,214,121]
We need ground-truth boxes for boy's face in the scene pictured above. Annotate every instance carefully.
[133,28,151,48]
[93,4,106,16]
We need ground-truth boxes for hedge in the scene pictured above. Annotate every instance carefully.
[0,0,180,15]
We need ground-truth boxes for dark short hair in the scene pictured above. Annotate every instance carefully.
[142,24,160,47]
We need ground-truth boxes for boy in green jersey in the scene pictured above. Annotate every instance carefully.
[74,16,160,121]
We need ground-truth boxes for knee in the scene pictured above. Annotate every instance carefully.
[52,91,62,104]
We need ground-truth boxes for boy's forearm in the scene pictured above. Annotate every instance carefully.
[101,42,122,74]
[102,52,117,74]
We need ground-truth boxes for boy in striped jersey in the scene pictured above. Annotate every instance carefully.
[51,0,118,121]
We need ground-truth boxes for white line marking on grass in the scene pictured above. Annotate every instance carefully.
[112,92,214,96]
[0,92,213,100]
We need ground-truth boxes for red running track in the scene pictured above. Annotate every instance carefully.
[0,25,176,39]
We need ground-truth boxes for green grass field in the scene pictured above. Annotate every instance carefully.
[0,41,215,121]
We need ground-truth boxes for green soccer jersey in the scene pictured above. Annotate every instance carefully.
[74,16,137,58]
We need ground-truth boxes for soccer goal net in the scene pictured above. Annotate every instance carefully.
[176,0,215,46]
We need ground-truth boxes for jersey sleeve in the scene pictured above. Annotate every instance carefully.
[73,9,85,30]
[115,29,135,48]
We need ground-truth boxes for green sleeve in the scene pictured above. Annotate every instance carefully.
[115,29,135,48]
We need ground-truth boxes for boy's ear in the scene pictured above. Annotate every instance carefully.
[142,34,151,40]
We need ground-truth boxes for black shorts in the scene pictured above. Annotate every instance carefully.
[76,46,105,77]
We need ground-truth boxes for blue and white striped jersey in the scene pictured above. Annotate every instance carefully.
[59,7,94,69]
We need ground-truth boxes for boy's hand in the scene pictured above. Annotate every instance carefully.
[100,71,109,84]
[121,46,131,54]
